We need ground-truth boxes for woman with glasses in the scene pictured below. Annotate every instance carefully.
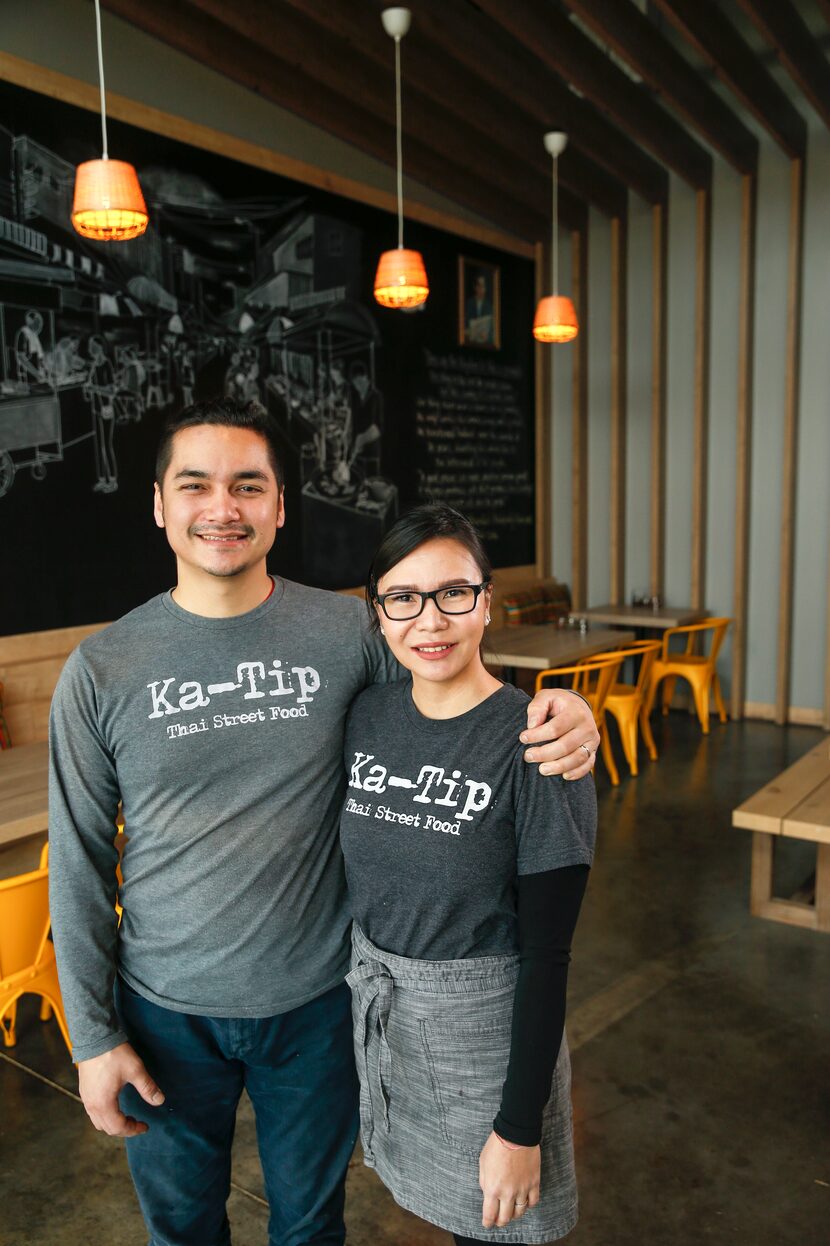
[340,503,596,1246]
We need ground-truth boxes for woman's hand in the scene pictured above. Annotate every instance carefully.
[479,1130,541,1228]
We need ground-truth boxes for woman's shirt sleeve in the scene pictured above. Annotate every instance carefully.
[493,864,590,1147]
[513,762,596,877]
[492,764,597,1146]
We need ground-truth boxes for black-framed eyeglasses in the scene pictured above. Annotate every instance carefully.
[375,582,489,621]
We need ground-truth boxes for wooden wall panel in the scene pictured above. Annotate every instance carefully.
[571,228,589,609]
[0,623,109,666]
[610,215,628,605]
[691,188,712,610]
[731,173,757,720]
[0,622,108,746]
[776,157,805,723]
[650,202,668,598]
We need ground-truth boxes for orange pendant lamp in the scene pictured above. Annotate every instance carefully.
[374,8,429,310]
[71,0,148,242]
[533,132,578,344]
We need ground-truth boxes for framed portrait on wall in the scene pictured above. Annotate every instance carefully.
[458,255,501,349]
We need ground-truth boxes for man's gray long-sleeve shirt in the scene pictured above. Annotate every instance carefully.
[48,578,395,1062]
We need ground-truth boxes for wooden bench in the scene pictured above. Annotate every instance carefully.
[732,740,830,934]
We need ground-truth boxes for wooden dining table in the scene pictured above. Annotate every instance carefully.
[579,603,706,630]
[0,739,49,847]
[484,624,634,680]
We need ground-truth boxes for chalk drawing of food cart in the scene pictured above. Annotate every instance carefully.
[0,393,62,497]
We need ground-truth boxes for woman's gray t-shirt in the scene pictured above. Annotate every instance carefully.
[340,679,596,960]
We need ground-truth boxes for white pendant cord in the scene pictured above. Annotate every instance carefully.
[94,0,109,160]
[551,153,559,296]
[395,36,404,251]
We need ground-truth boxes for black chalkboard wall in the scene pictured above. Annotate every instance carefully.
[0,77,536,634]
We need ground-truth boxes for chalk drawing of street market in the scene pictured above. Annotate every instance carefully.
[0,122,398,571]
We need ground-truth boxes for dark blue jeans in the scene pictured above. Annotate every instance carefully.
[115,978,359,1246]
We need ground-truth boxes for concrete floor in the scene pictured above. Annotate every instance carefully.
[2,713,829,1245]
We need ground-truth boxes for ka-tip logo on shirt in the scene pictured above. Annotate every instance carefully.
[147,660,321,738]
[348,751,492,831]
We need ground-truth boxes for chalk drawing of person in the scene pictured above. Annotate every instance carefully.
[14,310,47,385]
[84,336,118,493]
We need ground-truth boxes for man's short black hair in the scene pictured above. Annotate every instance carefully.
[155,396,284,491]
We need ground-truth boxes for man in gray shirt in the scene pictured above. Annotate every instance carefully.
[48,397,599,1246]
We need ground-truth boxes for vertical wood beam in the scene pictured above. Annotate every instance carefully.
[825,546,830,731]
[731,173,757,721]
[610,215,628,605]
[822,555,827,727]
[776,157,805,724]
[650,202,668,598]
[692,187,712,610]
[535,240,552,577]
[571,227,590,609]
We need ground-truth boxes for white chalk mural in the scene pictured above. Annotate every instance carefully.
[0,123,397,556]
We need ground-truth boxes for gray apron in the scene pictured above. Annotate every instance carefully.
[346,923,578,1243]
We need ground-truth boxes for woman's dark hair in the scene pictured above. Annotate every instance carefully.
[155,396,284,490]
[366,503,493,631]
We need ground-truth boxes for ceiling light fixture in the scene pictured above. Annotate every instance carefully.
[533,131,578,343]
[71,0,148,242]
[374,8,429,310]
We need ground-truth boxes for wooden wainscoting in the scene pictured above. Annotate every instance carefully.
[0,623,109,746]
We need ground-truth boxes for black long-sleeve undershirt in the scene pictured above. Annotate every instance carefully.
[492,863,590,1148]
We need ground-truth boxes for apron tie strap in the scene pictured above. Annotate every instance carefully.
[346,959,393,1129]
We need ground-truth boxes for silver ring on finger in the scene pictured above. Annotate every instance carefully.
[579,742,594,758]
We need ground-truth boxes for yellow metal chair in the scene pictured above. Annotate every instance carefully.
[644,617,731,735]
[0,843,72,1054]
[602,640,662,777]
[535,651,626,786]
[115,830,125,923]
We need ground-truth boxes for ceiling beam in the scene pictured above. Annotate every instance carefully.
[474,0,712,188]
[565,0,759,172]
[735,0,830,132]
[383,0,668,204]
[652,0,806,159]
[284,0,628,217]
[184,0,570,229]
[102,0,583,238]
